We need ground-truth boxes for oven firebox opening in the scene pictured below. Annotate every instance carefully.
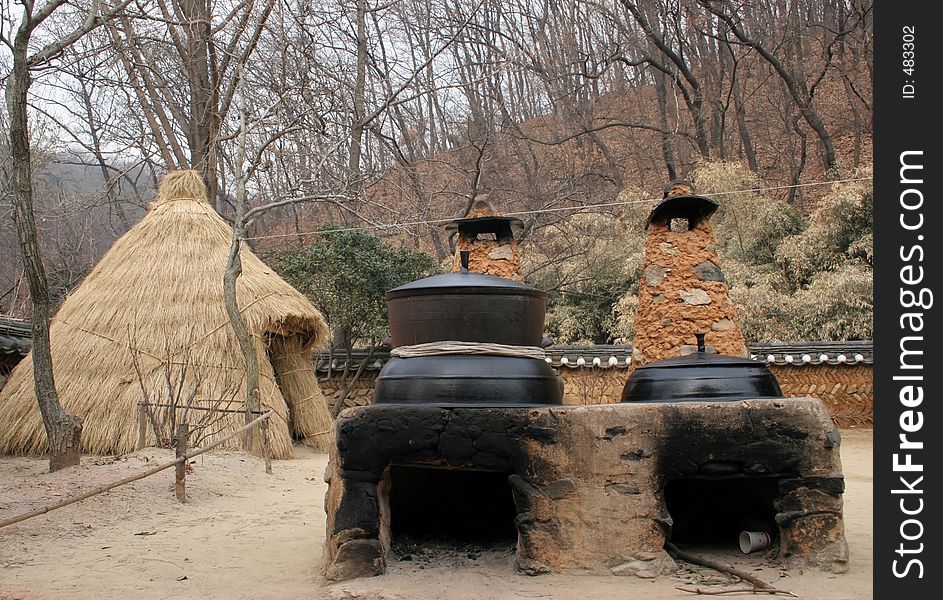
[387,466,518,545]
[664,477,781,548]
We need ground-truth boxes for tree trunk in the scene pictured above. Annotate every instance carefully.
[180,0,220,207]
[223,85,261,452]
[699,0,838,172]
[654,72,678,180]
[5,29,82,472]
[348,0,367,183]
[721,41,758,172]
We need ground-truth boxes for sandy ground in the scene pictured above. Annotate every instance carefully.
[0,429,872,600]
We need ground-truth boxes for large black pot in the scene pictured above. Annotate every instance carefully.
[373,355,563,406]
[386,258,546,348]
[621,347,783,403]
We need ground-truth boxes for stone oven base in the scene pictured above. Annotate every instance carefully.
[323,399,847,581]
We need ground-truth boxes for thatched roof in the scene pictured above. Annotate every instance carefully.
[0,171,331,458]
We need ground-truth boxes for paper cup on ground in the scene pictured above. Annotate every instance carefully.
[739,530,771,554]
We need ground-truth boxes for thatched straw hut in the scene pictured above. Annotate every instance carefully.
[0,171,332,458]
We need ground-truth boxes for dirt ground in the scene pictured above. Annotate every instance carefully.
[0,429,872,600]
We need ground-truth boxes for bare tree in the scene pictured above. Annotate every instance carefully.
[697,0,868,173]
[2,0,134,471]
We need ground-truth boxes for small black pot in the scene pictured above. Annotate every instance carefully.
[621,352,783,403]
[386,268,546,348]
[373,355,563,406]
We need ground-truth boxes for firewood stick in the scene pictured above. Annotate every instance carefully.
[175,422,189,502]
[666,542,796,597]
[675,588,797,597]
[0,411,273,529]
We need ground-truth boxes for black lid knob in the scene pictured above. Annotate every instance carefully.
[695,333,706,353]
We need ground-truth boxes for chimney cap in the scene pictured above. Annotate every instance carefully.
[446,195,523,238]
[647,180,718,228]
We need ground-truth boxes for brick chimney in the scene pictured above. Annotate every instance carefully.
[631,180,748,365]
[447,195,524,281]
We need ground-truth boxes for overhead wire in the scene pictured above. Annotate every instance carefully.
[240,176,871,242]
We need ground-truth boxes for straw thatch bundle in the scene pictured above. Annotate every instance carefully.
[269,336,332,451]
[0,171,331,458]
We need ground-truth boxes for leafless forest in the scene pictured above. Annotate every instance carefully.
[1,0,873,342]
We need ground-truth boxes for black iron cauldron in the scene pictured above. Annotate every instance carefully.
[386,252,546,347]
[622,335,782,403]
[373,355,563,406]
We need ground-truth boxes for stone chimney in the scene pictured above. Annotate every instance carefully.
[447,195,524,281]
[631,180,748,365]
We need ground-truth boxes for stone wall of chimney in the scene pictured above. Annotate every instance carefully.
[632,219,748,365]
[450,237,524,281]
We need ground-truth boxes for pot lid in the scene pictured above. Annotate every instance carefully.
[387,269,545,298]
[631,351,761,372]
[387,251,545,299]
[622,334,783,402]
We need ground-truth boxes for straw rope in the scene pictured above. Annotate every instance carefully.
[391,341,546,360]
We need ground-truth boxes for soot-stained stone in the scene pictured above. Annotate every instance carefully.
[698,461,742,475]
[509,474,540,513]
[620,449,648,461]
[543,478,577,499]
[331,479,380,538]
[602,426,627,440]
[744,462,772,474]
[776,487,844,516]
[439,430,475,463]
[778,477,845,496]
[664,457,699,477]
[765,421,811,440]
[656,410,812,477]
[337,468,381,482]
[606,483,641,495]
[470,451,513,471]
[325,539,385,581]
[693,261,724,281]
[475,431,514,458]
[520,425,558,444]
[336,407,447,474]
[825,429,842,449]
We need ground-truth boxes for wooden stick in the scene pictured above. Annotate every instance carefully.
[175,422,189,502]
[137,402,264,415]
[137,402,147,450]
[0,411,273,529]
[261,417,272,475]
[676,587,798,596]
[666,543,796,597]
